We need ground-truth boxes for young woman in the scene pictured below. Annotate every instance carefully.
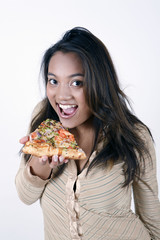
[15,27,160,239]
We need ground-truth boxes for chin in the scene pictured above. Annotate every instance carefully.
[59,118,74,129]
[58,112,92,130]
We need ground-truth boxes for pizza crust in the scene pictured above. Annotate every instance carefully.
[23,141,86,160]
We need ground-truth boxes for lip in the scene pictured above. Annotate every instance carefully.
[57,103,78,119]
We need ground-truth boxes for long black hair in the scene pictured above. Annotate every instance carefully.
[26,27,152,186]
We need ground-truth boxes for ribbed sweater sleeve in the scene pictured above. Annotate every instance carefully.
[133,128,160,239]
[15,156,51,205]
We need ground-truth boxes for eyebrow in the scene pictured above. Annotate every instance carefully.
[48,72,84,78]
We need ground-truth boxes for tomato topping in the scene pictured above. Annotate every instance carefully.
[58,129,67,138]
[68,146,73,149]
[55,136,63,142]
[31,132,37,139]
[69,135,75,142]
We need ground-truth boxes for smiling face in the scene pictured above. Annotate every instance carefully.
[47,51,92,129]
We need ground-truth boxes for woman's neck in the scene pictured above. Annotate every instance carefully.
[70,118,96,174]
[70,117,95,147]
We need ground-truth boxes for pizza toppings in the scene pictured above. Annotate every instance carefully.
[30,119,77,148]
[23,119,86,159]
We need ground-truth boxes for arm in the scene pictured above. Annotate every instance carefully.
[133,128,160,239]
[15,102,68,205]
[15,154,51,205]
[15,137,68,205]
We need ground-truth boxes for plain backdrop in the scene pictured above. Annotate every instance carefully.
[0,0,159,239]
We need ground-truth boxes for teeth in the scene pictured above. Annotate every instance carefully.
[59,104,77,109]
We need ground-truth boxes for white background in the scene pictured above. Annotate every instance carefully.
[0,0,159,239]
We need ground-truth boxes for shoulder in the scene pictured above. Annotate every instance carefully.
[135,124,156,173]
[135,123,153,147]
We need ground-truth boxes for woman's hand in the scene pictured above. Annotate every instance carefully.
[19,136,68,180]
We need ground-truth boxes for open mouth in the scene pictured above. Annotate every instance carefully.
[58,104,78,118]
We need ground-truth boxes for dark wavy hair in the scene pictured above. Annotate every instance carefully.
[25,27,152,187]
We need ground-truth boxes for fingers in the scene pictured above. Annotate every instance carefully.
[39,156,48,165]
[19,136,29,144]
[49,155,69,168]
[37,155,68,168]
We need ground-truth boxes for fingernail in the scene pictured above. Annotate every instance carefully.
[59,156,64,162]
[54,155,58,162]
[42,156,47,162]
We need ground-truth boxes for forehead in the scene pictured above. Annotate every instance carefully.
[48,51,84,75]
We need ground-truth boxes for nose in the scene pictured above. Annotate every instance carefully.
[56,84,72,102]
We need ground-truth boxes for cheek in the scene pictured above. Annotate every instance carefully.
[75,90,86,104]
[78,94,89,110]
[78,97,92,117]
[46,87,56,107]
[47,86,54,100]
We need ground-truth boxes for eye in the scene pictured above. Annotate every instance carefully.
[71,80,83,87]
[48,79,58,85]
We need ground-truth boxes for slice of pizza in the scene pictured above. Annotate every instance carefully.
[22,119,86,160]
